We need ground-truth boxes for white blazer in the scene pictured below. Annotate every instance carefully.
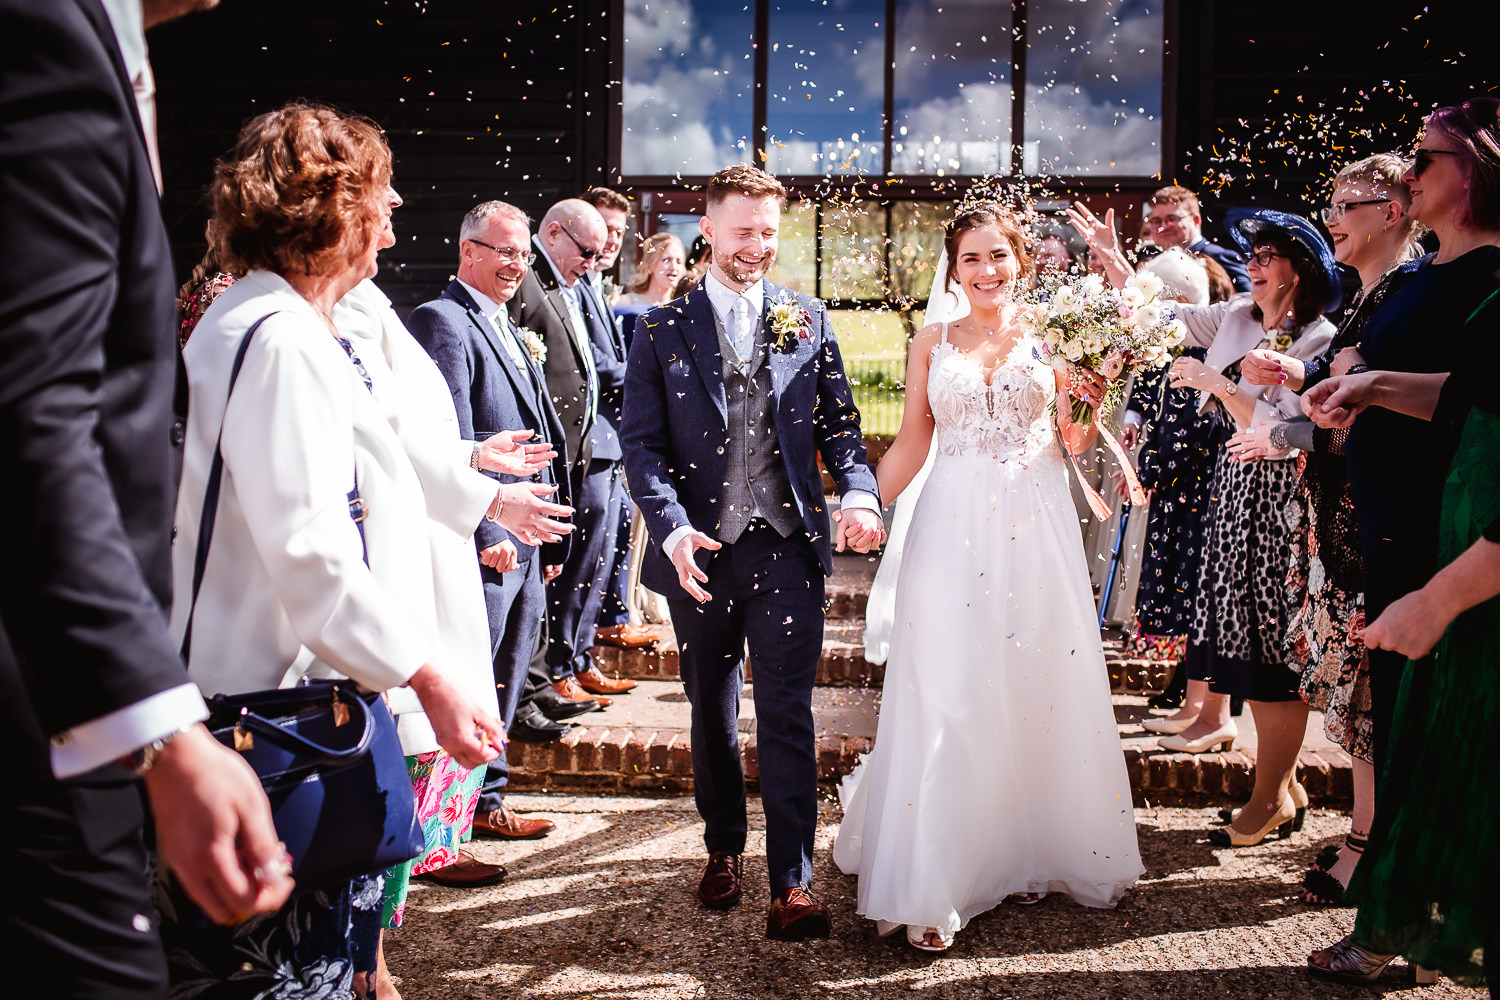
[1178,295,1336,431]
[170,272,498,752]
[335,280,500,753]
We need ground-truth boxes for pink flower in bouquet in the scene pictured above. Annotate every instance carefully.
[1100,351,1126,380]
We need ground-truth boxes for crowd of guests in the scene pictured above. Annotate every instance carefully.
[1063,102,1500,989]
[5,1,1499,995]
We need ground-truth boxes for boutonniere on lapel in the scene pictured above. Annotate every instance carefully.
[516,325,547,364]
[768,292,813,353]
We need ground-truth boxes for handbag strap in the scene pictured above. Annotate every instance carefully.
[180,312,368,663]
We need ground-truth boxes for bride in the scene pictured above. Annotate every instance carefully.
[833,202,1143,951]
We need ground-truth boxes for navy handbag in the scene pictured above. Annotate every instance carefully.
[182,312,424,893]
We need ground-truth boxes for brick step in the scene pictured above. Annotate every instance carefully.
[505,682,1353,804]
[591,625,1172,694]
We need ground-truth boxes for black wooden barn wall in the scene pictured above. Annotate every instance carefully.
[150,0,615,315]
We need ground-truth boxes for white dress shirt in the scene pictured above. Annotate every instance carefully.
[458,279,530,371]
[661,270,880,558]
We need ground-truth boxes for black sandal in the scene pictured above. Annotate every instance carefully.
[1299,834,1365,906]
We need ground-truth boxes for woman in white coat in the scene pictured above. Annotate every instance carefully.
[164,102,571,999]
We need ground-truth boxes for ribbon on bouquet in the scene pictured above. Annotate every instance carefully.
[1064,410,1148,521]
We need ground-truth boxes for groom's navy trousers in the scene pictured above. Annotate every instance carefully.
[668,520,826,894]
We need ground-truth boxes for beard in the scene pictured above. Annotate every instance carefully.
[717,246,776,286]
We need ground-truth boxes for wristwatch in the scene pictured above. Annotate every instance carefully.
[119,724,194,775]
[470,443,482,470]
[1223,378,1238,396]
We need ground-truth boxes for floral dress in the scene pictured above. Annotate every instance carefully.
[382,750,485,928]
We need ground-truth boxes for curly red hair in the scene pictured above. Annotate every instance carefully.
[213,102,392,277]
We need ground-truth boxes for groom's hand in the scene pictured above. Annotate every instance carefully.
[834,508,885,553]
[672,531,721,603]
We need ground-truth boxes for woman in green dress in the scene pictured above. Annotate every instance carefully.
[1302,290,1500,988]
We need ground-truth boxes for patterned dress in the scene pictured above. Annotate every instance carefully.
[1283,264,1420,761]
[382,750,485,928]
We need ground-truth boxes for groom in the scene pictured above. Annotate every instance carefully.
[621,165,885,940]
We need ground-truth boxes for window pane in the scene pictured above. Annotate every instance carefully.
[1024,0,1164,176]
[774,199,818,296]
[765,0,885,176]
[818,200,886,301]
[622,1,754,176]
[888,201,955,308]
[891,0,1013,176]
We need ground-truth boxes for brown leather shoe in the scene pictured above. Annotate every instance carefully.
[472,805,556,840]
[553,676,610,709]
[412,852,507,888]
[697,851,742,910]
[766,886,831,941]
[576,665,638,695]
[594,623,669,649]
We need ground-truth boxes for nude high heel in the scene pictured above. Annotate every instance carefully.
[1157,720,1238,753]
[1141,714,1198,735]
[1207,795,1297,847]
[1219,780,1307,828]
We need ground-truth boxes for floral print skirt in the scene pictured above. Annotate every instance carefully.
[382,750,484,928]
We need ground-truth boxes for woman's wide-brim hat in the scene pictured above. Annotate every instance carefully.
[1225,207,1343,313]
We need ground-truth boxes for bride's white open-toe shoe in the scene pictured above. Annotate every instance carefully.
[907,925,955,952]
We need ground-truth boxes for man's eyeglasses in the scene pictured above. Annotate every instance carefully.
[468,239,536,266]
[1412,147,1458,177]
[557,226,602,262]
[1320,199,1391,225]
[1246,250,1288,268]
[1149,213,1190,230]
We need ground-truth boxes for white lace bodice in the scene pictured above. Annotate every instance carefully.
[927,332,1055,460]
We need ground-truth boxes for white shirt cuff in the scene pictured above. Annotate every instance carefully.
[662,523,696,559]
[839,490,882,514]
[50,683,209,779]
[1124,410,1144,427]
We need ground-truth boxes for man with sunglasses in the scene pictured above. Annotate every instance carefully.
[510,199,635,711]
[1147,185,1251,292]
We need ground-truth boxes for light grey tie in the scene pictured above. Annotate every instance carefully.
[731,296,754,363]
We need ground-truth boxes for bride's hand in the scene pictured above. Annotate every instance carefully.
[1066,367,1107,410]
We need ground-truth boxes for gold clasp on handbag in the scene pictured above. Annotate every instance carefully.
[233,707,254,751]
[332,686,351,727]
[348,497,370,523]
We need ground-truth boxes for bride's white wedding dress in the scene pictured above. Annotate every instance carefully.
[833,327,1142,936]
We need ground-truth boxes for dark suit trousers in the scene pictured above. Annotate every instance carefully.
[667,521,825,894]
[546,457,622,679]
[478,557,546,814]
[596,481,633,629]
[5,673,166,999]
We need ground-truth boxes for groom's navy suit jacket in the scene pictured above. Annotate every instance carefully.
[620,279,877,600]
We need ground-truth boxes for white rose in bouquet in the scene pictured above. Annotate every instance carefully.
[1164,318,1188,347]
[1081,273,1106,297]
[1120,284,1148,308]
[1062,338,1086,362]
[1128,270,1165,302]
[1049,285,1081,317]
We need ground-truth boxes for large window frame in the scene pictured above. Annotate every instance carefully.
[610,0,1180,190]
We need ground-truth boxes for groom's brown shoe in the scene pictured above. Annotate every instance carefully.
[766,887,831,941]
[697,852,742,909]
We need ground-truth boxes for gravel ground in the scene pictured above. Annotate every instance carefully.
[383,794,1483,1000]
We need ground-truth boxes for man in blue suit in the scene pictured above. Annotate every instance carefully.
[408,200,580,855]
[621,165,885,940]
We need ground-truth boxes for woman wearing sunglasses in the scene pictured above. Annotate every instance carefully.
[1291,98,1500,987]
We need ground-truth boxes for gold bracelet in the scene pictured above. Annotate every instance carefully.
[470,444,482,470]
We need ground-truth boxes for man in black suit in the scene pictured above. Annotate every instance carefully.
[0,0,290,994]
[509,199,638,708]
[408,200,583,851]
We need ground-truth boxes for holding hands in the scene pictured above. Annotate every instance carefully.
[834,507,887,553]
[1301,372,1378,429]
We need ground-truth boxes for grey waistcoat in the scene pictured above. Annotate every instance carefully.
[713,307,799,544]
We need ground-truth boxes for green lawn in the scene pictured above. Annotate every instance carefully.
[829,308,911,438]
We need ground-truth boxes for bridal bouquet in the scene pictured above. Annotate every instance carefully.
[1025,270,1187,516]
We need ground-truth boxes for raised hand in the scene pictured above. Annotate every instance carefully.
[1242,348,1304,389]
[493,483,574,545]
[1065,202,1121,257]
[477,429,557,477]
[671,531,722,602]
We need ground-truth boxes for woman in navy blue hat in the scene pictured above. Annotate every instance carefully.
[1071,204,1340,842]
